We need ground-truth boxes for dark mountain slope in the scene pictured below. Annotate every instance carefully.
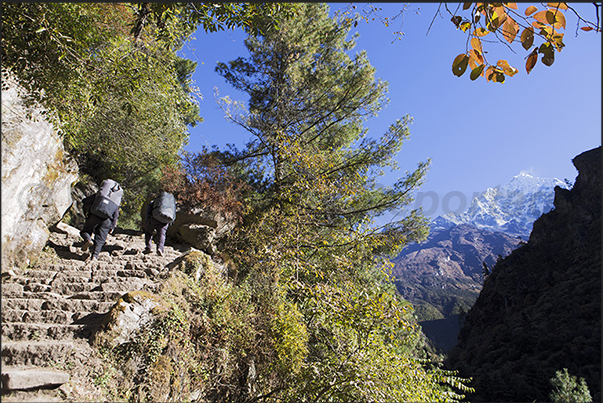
[445,146,601,402]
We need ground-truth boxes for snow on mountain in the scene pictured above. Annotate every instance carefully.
[432,173,569,238]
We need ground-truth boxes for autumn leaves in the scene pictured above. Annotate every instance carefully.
[451,2,593,83]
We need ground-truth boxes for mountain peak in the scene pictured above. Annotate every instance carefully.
[433,173,568,238]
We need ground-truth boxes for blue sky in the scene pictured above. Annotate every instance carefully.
[178,3,601,218]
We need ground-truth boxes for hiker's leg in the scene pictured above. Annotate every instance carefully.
[80,215,100,242]
[92,218,112,257]
[156,223,168,253]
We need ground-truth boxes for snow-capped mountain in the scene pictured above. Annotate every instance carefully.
[432,173,569,238]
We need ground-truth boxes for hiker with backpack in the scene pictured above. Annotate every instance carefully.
[143,191,176,256]
[80,179,123,261]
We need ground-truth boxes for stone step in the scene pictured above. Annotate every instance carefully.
[1,366,70,391]
[1,283,23,296]
[2,298,46,311]
[1,340,94,367]
[23,282,99,295]
[2,310,70,325]
[2,309,103,325]
[5,290,122,303]
[3,298,115,313]
[17,268,61,277]
[1,322,91,342]
[92,279,153,293]
[66,290,125,302]
[1,291,68,301]
[11,274,95,286]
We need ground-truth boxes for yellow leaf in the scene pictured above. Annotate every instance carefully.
[549,9,566,29]
[496,59,518,76]
[525,5,538,16]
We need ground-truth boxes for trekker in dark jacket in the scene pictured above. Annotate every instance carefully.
[144,200,170,256]
[80,193,119,261]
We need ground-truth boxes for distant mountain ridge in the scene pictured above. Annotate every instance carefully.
[393,172,567,352]
[432,173,568,238]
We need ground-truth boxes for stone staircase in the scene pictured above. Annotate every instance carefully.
[1,223,189,401]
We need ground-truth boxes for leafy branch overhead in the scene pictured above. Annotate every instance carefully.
[448,2,600,83]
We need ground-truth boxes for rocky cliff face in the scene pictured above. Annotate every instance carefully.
[1,72,78,269]
[445,147,601,402]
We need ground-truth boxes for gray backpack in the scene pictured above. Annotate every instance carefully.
[152,191,176,224]
[90,179,123,219]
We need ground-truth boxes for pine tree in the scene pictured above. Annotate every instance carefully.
[549,368,593,403]
[209,3,472,401]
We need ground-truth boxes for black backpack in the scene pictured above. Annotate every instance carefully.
[90,179,123,219]
[151,192,176,224]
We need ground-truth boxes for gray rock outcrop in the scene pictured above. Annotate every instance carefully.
[1,71,79,269]
[141,194,235,255]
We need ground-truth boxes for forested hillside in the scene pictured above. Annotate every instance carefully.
[2,3,473,401]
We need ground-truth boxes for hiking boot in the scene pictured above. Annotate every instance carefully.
[81,239,94,252]
[143,247,152,254]
[157,250,164,257]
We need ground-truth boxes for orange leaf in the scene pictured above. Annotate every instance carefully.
[505,3,518,10]
[487,9,505,31]
[471,37,483,53]
[526,48,538,74]
[463,3,472,10]
[469,49,484,64]
[533,10,550,25]
[496,59,518,76]
[581,26,594,31]
[547,2,568,10]
[532,20,546,29]
[485,66,495,82]
[549,10,566,29]
[473,27,489,37]
[502,18,519,43]
[525,5,538,16]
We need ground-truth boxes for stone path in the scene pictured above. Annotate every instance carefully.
[1,223,189,401]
